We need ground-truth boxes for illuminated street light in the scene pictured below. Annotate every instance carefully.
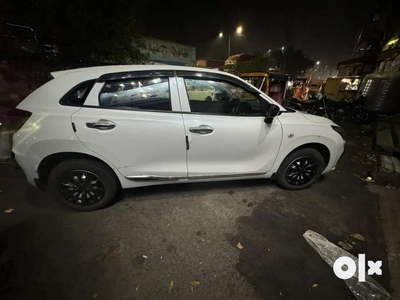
[316,61,320,65]
[281,46,285,50]
[219,25,245,57]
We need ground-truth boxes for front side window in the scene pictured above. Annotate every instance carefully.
[184,78,263,115]
[99,78,171,111]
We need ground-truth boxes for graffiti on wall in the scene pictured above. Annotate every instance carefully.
[141,37,196,66]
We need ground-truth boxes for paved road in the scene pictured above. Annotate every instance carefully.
[0,131,394,300]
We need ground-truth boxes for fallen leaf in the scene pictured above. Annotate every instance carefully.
[190,280,200,287]
[5,208,14,213]
[350,233,365,241]
[135,286,140,291]
[338,241,353,251]
[312,284,318,288]
[142,255,147,259]
[366,176,373,182]
[236,242,243,250]
[169,280,174,294]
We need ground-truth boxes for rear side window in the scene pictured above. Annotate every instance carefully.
[60,80,96,106]
[99,78,171,111]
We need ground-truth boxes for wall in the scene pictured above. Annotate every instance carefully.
[140,37,196,66]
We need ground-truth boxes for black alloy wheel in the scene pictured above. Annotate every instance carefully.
[49,159,119,211]
[276,148,324,190]
[58,170,105,206]
[284,156,318,186]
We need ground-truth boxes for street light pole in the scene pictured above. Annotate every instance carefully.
[220,26,243,58]
[228,35,231,57]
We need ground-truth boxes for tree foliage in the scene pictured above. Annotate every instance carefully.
[235,55,278,74]
[282,47,314,76]
[230,47,313,77]
[4,0,148,63]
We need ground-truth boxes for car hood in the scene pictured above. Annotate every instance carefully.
[299,112,336,126]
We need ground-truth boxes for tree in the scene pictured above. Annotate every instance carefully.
[229,48,313,76]
[281,47,314,77]
[4,0,148,64]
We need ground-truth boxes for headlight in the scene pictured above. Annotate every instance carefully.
[331,125,346,141]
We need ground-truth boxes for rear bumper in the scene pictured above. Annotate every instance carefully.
[14,152,39,187]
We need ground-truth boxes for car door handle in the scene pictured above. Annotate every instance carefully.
[189,125,214,134]
[86,119,116,130]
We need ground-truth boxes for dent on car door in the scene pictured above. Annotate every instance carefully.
[71,75,188,179]
[177,73,283,177]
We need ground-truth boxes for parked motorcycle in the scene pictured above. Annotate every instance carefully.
[282,96,371,124]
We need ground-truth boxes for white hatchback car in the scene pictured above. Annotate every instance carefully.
[9,65,345,211]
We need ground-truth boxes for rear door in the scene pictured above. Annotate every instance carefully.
[176,71,283,176]
[71,71,188,179]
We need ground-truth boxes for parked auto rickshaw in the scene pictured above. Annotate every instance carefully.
[324,76,361,101]
[308,80,325,100]
[358,72,400,115]
[240,72,292,104]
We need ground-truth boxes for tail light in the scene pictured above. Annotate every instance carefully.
[6,108,32,134]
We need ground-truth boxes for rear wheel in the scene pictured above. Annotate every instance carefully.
[276,148,325,190]
[48,159,120,211]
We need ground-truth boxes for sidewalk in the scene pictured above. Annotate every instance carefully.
[369,184,400,299]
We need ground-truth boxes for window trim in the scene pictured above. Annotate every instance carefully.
[97,70,175,82]
[59,79,96,107]
[176,70,260,94]
[181,76,267,117]
[97,77,173,112]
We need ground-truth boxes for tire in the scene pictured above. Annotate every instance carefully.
[205,96,212,101]
[276,148,325,190]
[48,159,120,211]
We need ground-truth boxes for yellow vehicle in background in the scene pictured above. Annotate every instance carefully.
[240,72,292,104]
[324,76,361,101]
[308,80,325,100]
[309,80,325,92]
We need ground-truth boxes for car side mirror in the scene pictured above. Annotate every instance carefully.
[264,104,280,124]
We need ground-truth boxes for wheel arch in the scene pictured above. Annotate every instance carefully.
[37,152,121,189]
[287,143,331,168]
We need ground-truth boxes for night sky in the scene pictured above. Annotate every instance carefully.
[141,0,381,67]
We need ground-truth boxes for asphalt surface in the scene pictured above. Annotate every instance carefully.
[0,127,394,300]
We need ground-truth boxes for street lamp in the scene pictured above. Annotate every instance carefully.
[316,61,320,65]
[281,46,285,51]
[218,25,245,57]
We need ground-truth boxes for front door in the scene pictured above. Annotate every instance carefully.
[176,72,283,177]
[71,74,187,178]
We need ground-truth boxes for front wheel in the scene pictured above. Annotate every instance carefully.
[276,148,325,190]
[48,159,120,211]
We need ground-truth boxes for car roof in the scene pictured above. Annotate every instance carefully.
[51,65,229,80]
